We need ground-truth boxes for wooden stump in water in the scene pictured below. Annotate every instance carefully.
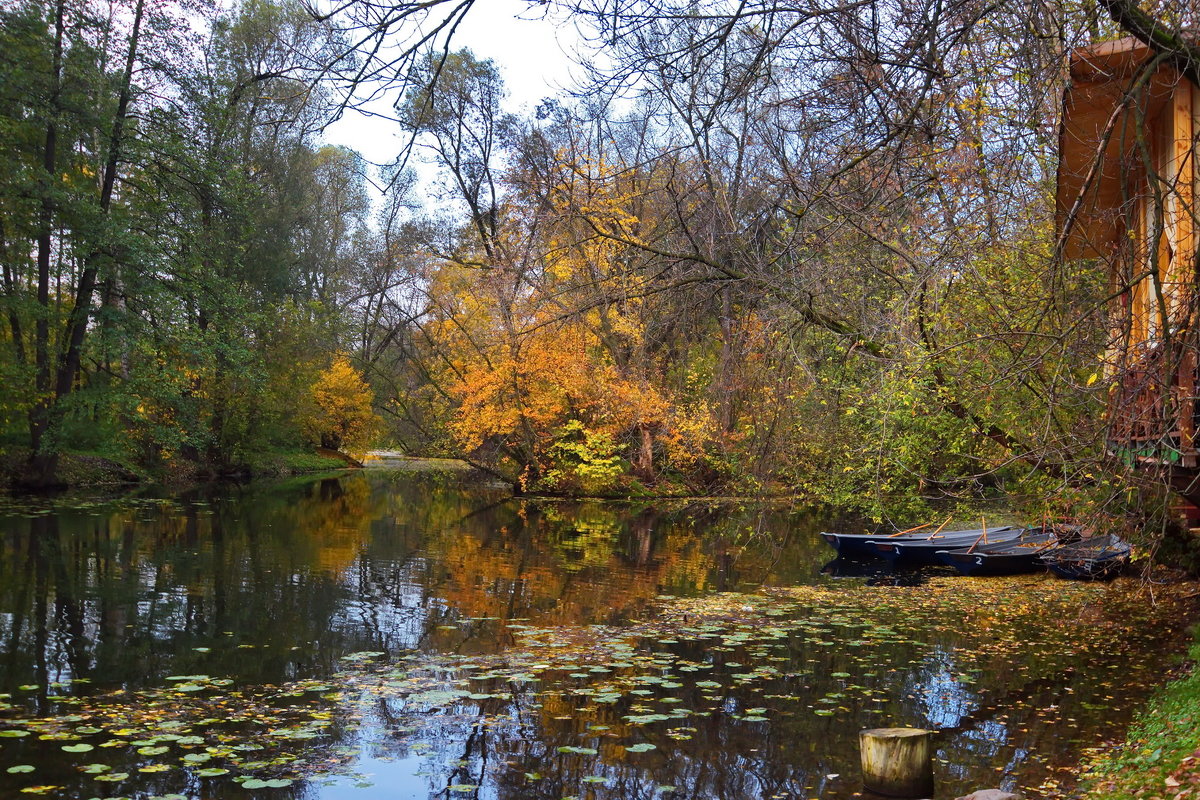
[859,727,934,797]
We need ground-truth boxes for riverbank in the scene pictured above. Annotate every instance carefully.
[0,447,359,491]
[1081,624,1200,799]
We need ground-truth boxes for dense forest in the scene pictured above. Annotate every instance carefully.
[0,0,1193,519]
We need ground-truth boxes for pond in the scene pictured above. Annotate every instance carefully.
[0,467,1191,799]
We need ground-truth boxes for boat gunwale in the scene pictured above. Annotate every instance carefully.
[935,533,1058,558]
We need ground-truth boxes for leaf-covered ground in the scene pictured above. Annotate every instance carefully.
[1080,632,1200,800]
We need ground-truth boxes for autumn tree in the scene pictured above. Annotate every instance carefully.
[489,0,1111,514]
[304,355,380,453]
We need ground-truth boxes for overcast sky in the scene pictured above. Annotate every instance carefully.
[322,0,583,170]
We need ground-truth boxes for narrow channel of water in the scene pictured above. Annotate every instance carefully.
[0,469,1187,799]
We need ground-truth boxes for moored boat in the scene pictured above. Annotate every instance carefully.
[819,526,952,558]
[820,530,902,558]
[870,526,1021,565]
[1039,534,1131,580]
[820,525,1020,562]
[935,528,1058,576]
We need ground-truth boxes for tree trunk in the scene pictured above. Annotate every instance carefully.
[54,0,146,402]
[24,0,146,489]
[0,220,26,366]
[633,422,654,481]
[27,0,66,483]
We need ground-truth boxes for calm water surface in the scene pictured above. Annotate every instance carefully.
[0,468,1184,799]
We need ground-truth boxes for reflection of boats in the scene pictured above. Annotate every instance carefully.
[1039,534,1131,580]
[935,529,1058,576]
[820,556,898,578]
[821,526,1013,559]
[820,558,927,586]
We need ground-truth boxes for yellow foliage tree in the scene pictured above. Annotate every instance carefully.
[411,151,743,490]
[304,355,380,454]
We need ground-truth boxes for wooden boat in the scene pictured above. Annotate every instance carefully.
[935,529,1058,576]
[820,526,1019,561]
[1039,534,1131,580]
[870,526,1021,565]
[819,527,946,558]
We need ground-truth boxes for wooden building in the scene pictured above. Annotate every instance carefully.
[1058,37,1200,495]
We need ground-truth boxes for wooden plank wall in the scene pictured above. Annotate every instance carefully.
[1125,77,1196,344]
[1172,79,1196,461]
[1109,73,1199,463]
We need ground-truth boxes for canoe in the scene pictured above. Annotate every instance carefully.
[1039,534,1131,580]
[869,527,1021,565]
[935,529,1058,576]
[819,527,1019,561]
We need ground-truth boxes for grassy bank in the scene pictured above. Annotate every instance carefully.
[1083,626,1200,799]
[0,447,355,491]
[243,449,355,477]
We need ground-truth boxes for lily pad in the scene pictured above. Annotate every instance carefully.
[557,746,598,755]
[242,778,294,789]
[95,772,130,781]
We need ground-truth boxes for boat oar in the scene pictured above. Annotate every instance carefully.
[964,515,993,554]
[923,515,954,540]
[888,522,932,538]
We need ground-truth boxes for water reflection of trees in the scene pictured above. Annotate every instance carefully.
[0,473,1183,798]
[0,475,828,694]
[331,616,1169,800]
[0,474,400,691]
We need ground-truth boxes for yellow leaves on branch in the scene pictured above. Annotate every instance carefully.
[420,150,738,483]
[303,355,380,455]
[442,310,684,480]
[447,323,596,450]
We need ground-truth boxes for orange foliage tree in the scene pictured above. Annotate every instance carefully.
[416,155,731,491]
[388,51,779,493]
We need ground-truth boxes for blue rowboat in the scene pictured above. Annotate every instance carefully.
[1039,534,1131,580]
[820,527,1019,562]
[869,527,1021,565]
[936,529,1058,576]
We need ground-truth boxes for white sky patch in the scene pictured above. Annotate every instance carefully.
[323,0,582,170]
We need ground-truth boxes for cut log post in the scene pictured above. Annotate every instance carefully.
[859,727,934,797]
